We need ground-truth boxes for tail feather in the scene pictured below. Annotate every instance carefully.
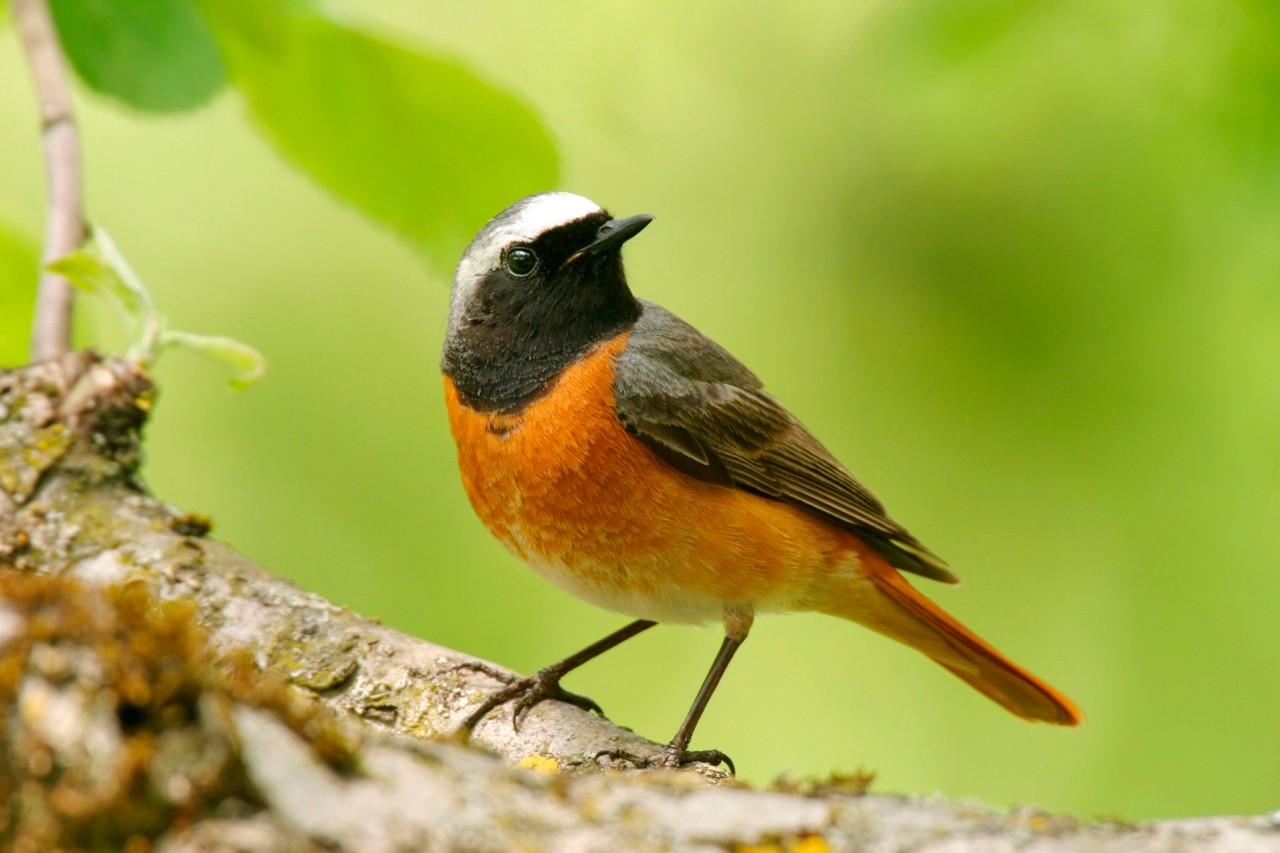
[823,543,1083,726]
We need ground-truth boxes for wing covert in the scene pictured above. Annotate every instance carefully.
[614,302,958,584]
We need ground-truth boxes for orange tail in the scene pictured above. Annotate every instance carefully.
[819,543,1083,726]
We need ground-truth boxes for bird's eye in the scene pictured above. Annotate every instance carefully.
[505,247,538,277]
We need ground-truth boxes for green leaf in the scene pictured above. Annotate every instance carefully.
[0,222,38,367]
[48,229,158,358]
[199,0,558,268]
[48,0,226,113]
[48,230,153,317]
[161,330,267,390]
[48,228,265,388]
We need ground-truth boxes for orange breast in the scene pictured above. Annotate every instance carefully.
[443,333,860,624]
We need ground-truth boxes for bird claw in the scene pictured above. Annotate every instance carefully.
[595,745,736,775]
[675,748,735,774]
[446,660,605,732]
[507,672,604,728]
[443,659,510,684]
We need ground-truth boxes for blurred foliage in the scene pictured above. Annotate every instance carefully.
[49,228,266,387]
[198,0,558,267]
[0,222,37,365]
[48,0,225,112]
[37,0,557,267]
[3,0,1279,823]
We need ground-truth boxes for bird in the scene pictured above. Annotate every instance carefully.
[440,192,1082,770]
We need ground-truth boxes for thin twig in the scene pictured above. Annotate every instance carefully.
[13,0,84,362]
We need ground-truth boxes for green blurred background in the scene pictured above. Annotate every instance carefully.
[3,0,1279,820]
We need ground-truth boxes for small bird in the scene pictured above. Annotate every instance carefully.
[441,192,1082,769]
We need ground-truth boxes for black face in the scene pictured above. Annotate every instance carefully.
[442,212,645,413]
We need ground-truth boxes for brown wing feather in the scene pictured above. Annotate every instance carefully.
[614,303,958,585]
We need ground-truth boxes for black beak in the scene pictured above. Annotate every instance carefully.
[562,214,654,268]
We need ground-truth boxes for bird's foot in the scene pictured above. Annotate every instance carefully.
[447,660,605,732]
[596,743,736,775]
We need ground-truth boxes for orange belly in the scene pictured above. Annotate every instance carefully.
[443,332,862,624]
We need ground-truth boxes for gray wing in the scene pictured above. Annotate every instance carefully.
[614,301,958,585]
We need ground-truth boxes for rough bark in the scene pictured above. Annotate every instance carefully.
[1,352,1276,851]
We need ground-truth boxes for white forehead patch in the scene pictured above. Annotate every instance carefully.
[459,192,602,277]
[491,192,603,247]
[450,192,605,325]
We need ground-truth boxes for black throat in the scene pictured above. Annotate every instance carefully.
[442,216,643,414]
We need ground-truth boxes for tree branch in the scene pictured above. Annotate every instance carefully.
[2,353,1277,851]
[12,0,84,362]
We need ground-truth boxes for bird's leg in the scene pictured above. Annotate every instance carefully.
[599,605,751,774]
[659,632,743,771]
[449,619,657,732]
